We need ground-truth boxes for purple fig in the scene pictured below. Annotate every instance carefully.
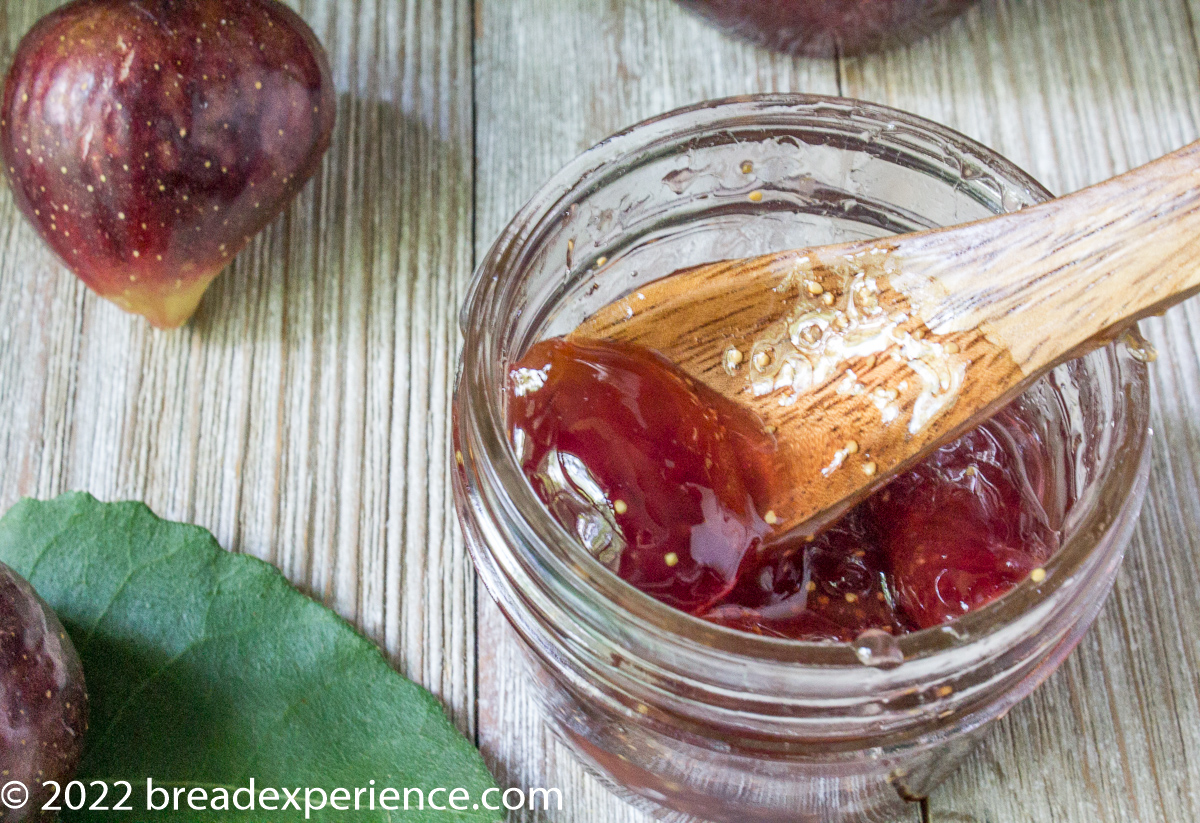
[0,562,87,823]
[1,0,335,328]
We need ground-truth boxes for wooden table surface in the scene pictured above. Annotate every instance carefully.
[2,0,1199,820]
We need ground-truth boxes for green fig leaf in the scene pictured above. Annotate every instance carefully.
[0,493,499,822]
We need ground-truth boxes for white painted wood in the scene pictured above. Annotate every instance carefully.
[473,3,846,822]
[842,0,1200,819]
[4,0,1199,820]
[477,0,1200,821]
[0,0,477,735]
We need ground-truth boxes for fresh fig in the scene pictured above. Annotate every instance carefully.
[1,0,335,328]
[0,562,87,823]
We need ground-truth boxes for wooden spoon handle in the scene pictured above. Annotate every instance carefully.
[896,140,1200,374]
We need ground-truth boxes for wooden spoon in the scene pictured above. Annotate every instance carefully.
[572,141,1200,535]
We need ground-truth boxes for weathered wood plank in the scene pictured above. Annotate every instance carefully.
[4,0,1198,819]
[0,0,477,733]
[473,3,844,821]
[841,0,1200,819]
[477,0,1200,821]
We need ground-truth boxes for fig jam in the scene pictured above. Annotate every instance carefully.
[508,337,1058,639]
[508,337,776,612]
[675,0,978,57]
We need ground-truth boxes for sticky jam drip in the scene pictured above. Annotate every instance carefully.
[508,337,1058,639]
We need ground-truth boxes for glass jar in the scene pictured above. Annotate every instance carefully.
[673,0,980,57]
[453,95,1151,823]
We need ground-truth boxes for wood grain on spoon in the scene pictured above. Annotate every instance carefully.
[572,140,1200,535]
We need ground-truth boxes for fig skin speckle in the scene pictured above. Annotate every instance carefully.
[0,562,88,823]
[1,0,335,328]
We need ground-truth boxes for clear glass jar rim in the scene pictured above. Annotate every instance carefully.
[460,93,1152,669]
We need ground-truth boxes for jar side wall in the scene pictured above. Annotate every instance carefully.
[453,95,1152,821]
[460,94,1147,662]
[457,411,1139,746]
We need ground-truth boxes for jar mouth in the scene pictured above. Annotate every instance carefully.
[459,93,1152,670]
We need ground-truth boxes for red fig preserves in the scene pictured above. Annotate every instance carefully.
[508,336,1058,640]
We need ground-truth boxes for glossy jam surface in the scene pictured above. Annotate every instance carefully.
[674,0,978,57]
[868,424,1057,628]
[508,337,776,612]
[508,337,1058,639]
